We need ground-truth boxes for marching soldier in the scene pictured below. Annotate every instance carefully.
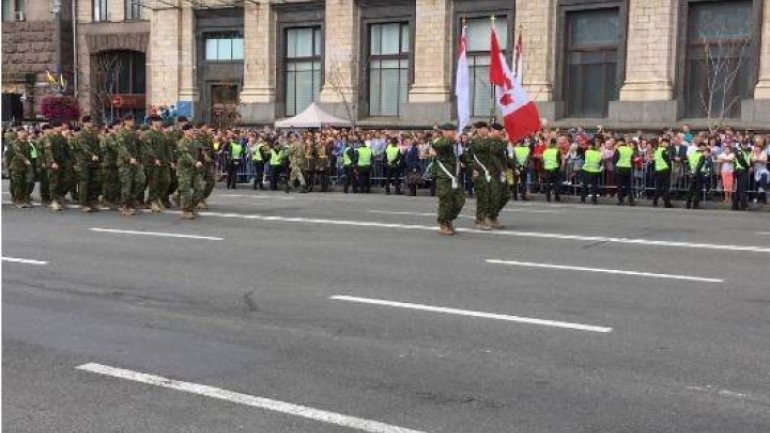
[196,123,216,209]
[432,123,466,235]
[8,127,34,208]
[144,115,173,212]
[44,121,73,211]
[488,123,510,228]
[115,114,145,216]
[71,115,102,212]
[177,124,205,220]
[101,121,121,209]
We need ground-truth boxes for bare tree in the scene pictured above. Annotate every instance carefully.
[697,27,751,133]
[324,57,358,127]
[91,52,122,125]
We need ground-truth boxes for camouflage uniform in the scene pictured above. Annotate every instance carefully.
[115,127,145,209]
[143,128,172,207]
[432,137,466,227]
[101,132,120,207]
[176,136,205,213]
[71,126,103,208]
[488,137,511,221]
[196,133,216,200]
[467,137,494,225]
[166,128,181,204]
[8,135,34,206]
[287,139,307,192]
[43,132,73,207]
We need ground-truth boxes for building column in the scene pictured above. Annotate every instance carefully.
[400,0,452,124]
[240,0,276,123]
[148,2,181,110]
[610,0,677,126]
[753,0,770,99]
[318,0,360,122]
[514,0,557,120]
[177,4,199,118]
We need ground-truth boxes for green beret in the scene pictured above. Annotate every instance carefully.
[490,122,504,131]
[438,123,455,131]
[473,121,489,129]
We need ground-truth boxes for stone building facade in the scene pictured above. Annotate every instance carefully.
[1,0,74,120]
[22,0,770,128]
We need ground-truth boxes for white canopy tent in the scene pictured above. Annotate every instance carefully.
[274,103,351,129]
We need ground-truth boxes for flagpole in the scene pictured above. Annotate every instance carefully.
[489,15,497,124]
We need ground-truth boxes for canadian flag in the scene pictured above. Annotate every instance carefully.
[489,26,540,143]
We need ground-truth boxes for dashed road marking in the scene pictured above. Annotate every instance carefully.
[486,259,724,283]
[330,295,613,333]
[2,256,48,265]
[90,228,223,241]
[76,363,425,433]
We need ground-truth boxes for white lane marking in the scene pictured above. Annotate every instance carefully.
[189,210,770,254]
[757,232,770,236]
[89,228,223,241]
[486,259,724,283]
[2,256,48,265]
[369,210,473,219]
[218,194,295,200]
[498,208,562,214]
[76,363,424,433]
[330,295,612,333]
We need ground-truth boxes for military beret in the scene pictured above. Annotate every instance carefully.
[122,113,135,121]
[162,120,173,128]
[473,121,489,129]
[490,122,504,131]
[81,115,92,123]
[177,116,189,123]
[181,124,193,131]
[41,124,52,131]
[438,123,455,131]
[149,115,162,122]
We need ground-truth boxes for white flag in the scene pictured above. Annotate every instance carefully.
[455,26,470,133]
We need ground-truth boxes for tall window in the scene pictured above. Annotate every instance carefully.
[565,9,619,118]
[125,0,143,21]
[464,17,507,117]
[368,22,409,116]
[93,0,108,21]
[204,32,244,61]
[2,0,12,21]
[111,51,146,94]
[685,1,753,118]
[285,27,322,116]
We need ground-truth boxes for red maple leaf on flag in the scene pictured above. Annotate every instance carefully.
[499,92,514,107]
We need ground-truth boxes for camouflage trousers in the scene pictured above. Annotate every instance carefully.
[289,165,306,186]
[474,176,491,222]
[34,161,50,203]
[76,165,102,207]
[48,165,72,203]
[9,166,33,203]
[102,165,120,205]
[203,163,216,199]
[177,167,204,212]
[489,176,510,219]
[147,165,171,203]
[436,177,465,225]
[119,164,146,208]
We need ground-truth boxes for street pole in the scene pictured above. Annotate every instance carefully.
[52,0,62,89]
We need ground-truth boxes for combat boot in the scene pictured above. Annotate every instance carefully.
[447,221,457,235]
[51,200,63,211]
[151,200,163,213]
[121,206,135,216]
[82,206,93,213]
[180,211,195,220]
[486,218,505,230]
[475,219,492,231]
[438,223,453,236]
[197,200,209,210]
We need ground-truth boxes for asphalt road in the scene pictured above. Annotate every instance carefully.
[3,183,769,433]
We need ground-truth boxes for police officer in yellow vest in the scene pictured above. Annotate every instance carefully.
[356,141,373,194]
[613,139,636,206]
[251,138,268,190]
[653,138,674,208]
[581,139,602,205]
[342,142,358,193]
[513,141,531,201]
[686,142,710,209]
[268,141,285,191]
[226,138,243,189]
[383,137,402,195]
[542,139,561,203]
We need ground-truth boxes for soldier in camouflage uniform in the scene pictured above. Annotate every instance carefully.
[143,115,172,212]
[432,123,466,235]
[43,121,73,211]
[176,124,205,220]
[101,121,121,209]
[467,121,494,230]
[8,127,34,208]
[195,123,216,209]
[303,135,317,192]
[286,133,307,193]
[114,114,145,216]
[71,116,102,212]
[165,116,188,207]
[487,123,510,229]
[34,125,52,206]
